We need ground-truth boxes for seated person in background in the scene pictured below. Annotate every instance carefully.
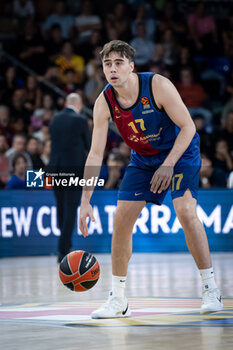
[0,105,13,146]
[6,153,27,189]
[61,68,83,94]
[24,75,42,112]
[5,133,32,172]
[13,0,35,20]
[188,1,217,54]
[176,67,212,129]
[212,139,233,174]
[16,18,47,74]
[55,41,85,84]
[74,0,102,44]
[45,24,64,62]
[219,110,233,158]
[130,22,155,71]
[43,0,74,40]
[40,139,51,167]
[0,135,10,188]
[200,154,227,188]
[33,111,52,143]
[117,141,131,165]
[84,64,106,107]
[193,114,212,155]
[30,94,56,132]
[100,151,127,190]
[26,136,44,169]
[105,2,130,41]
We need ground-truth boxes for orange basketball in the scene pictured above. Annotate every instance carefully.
[59,250,100,292]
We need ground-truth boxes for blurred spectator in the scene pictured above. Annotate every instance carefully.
[77,30,103,62]
[130,22,155,70]
[13,0,35,19]
[5,133,32,172]
[85,46,103,79]
[0,106,13,146]
[40,139,51,166]
[33,111,52,143]
[31,94,56,132]
[159,27,178,66]
[11,117,26,135]
[61,68,82,95]
[84,64,106,107]
[75,0,102,44]
[15,18,47,74]
[10,89,31,127]
[222,9,233,57]
[0,135,10,188]
[176,68,212,128]
[105,128,123,157]
[193,114,212,155]
[159,1,187,45]
[39,65,62,88]
[55,41,85,84]
[212,139,233,173]
[200,154,227,188]
[106,26,119,42]
[187,1,218,54]
[174,46,195,81]
[26,136,44,169]
[6,153,27,189]
[100,151,126,189]
[118,141,131,164]
[43,0,75,39]
[24,75,42,112]
[219,110,233,158]
[0,66,23,106]
[131,4,156,41]
[105,2,130,41]
[45,24,64,62]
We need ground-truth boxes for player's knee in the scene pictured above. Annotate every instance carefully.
[175,205,197,226]
[113,206,134,234]
[113,207,125,231]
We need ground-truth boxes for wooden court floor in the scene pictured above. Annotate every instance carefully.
[0,253,233,350]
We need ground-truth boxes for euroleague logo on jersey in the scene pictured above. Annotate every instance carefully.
[141,97,154,114]
[141,97,150,105]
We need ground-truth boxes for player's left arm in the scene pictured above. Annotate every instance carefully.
[150,74,196,194]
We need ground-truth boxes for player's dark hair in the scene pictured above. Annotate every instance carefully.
[100,40,135,62]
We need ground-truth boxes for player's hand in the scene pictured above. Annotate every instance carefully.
[150,166,174,194]
[79,202,95,237]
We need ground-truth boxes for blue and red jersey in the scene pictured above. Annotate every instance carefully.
[104,72,199,155]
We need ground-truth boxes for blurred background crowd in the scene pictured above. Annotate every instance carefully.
[0,0,233,190]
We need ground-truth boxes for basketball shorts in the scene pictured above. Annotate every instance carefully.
[118,145,201,205]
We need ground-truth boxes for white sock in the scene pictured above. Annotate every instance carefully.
[200,267,217,291]
[112,275,126,298]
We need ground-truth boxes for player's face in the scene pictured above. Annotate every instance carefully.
[102,52,134,87]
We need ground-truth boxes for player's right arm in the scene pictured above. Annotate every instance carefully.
[79,92,110,237]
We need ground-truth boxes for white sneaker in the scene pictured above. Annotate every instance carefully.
[91,292,131,319]
[200,288,223,314]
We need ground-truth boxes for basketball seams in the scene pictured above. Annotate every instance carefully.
[77,251,85,275]
[70,261,100,285]
[79,257,99,278]
[75,278,99,287]
[67,255,74,274]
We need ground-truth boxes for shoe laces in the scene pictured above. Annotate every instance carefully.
[202,288,219,304]
[102,293,125,310]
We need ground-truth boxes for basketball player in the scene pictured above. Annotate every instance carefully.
[79,40,223,318]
